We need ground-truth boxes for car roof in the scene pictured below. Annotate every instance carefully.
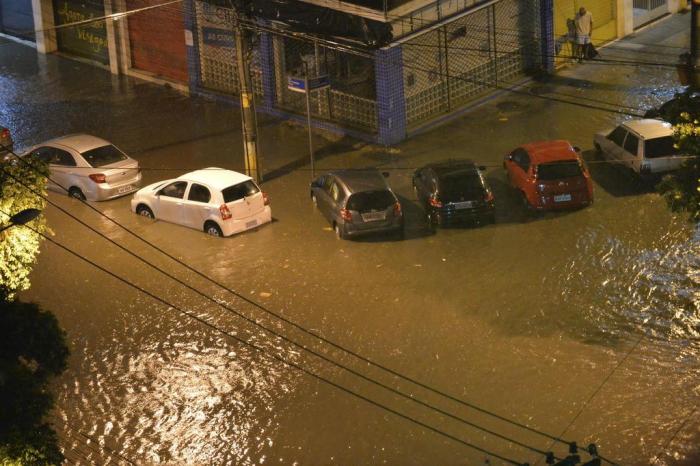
[178,168,252,191]
[425,159,478,177]
[521,140,577,164]
[622,119,673,138]
[42,134,112,153]
[330,169,390,193]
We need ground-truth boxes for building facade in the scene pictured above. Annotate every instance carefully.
[2,0,687,144]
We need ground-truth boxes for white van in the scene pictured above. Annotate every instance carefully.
[594,119,685,178]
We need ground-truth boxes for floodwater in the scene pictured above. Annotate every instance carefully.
[2,13,699,466]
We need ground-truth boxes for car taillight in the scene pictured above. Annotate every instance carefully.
[484,190,495,202]
[0,129,9,140]
[428,196,443,208]
[393,202,402,216]
[88,173,106,184]
[263,192,270,206]
[340,208,352,221]
[219,204,232,220]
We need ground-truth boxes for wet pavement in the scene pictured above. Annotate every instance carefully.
[2,12,699,466]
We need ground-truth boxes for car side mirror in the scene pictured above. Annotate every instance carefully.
[573,146,582,153]
[478,165,487,171]
[382,171,390,178]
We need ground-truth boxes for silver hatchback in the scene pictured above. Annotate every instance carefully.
[310,169,404,239]
[24,134,141,201]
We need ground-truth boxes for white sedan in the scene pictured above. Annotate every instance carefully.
[24,134,141,201]
[131,168,272,237]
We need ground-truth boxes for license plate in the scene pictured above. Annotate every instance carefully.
[117,185,134,194]
[554,194,572,202]
[453,201,474,209]
[245,219,257,228]
[361,212,386,222]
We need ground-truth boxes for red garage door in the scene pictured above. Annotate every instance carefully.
[126,0,188,83]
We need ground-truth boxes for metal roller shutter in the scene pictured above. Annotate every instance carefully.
[0,0,35,41]
[553,0,616,64]
[126,0,188,83]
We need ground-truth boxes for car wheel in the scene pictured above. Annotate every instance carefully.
[136,205,154,219]
[68,187,86,201]
[204,221,223,237]
[521,192,533,211]
[311,193,318,208]
[334,223,345,240]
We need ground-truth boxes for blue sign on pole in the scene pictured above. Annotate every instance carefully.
[287,77,307,92]
[308,75,330,90]
[287,75,330,93]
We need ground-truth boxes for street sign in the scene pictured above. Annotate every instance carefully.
[308,75,330,91]
[287,75,330,93]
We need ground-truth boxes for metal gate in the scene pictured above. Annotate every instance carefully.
[273,35,378,132]
[194,1,263,97]
[633,0,668,29]
[400,0,542,129]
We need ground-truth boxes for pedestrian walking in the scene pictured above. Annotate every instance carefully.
[574,6,593,61]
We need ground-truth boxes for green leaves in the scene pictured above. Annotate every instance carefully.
[0,300,69,466]
[0,156,50,301]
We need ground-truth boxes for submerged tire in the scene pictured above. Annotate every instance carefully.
[69,187,86,201]
[204,221,223,237]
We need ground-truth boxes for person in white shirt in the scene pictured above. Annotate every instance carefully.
[574,7,593,61]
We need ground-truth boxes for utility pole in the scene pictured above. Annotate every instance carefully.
[233,9,262,184]
[690,0,700,87]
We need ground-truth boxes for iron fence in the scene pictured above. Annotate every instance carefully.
[400,0,543,128]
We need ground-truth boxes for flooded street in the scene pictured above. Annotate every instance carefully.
[2,12,699,466]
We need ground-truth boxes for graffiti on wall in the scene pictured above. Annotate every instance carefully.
[54,0,109,63]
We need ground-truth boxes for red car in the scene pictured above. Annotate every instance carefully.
[504,140,593,211]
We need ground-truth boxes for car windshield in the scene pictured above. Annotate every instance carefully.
[536,161,582,180]
[644,136,681,158]
[346,190,395,212]
[439,172,484,201]
[81,144,128,167]
[222,180,260,203]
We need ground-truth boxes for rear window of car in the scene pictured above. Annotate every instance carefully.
[536,162,582,181]
[644,136,681,158]
[346,190,395,212]
[82,144,128,167]
[439,172,484,200]
[222,180,260,203]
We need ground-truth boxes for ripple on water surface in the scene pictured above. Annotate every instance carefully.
[55,296,298,465]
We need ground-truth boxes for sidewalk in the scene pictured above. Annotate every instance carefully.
[0,11,690,183]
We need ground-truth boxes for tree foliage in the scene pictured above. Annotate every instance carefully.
[0,300,69,465]
[0,156,49,300]
[656,114,700,221]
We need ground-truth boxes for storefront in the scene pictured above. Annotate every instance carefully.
[126,0,188,83]
[0,0,34,41]
[553,0,617,63]
[53,0,109,64]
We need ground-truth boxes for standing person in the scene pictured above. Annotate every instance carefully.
[574,6,593,61]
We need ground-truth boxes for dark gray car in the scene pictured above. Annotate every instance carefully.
[310,169,404,239]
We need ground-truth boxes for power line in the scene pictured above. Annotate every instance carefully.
[2,143,615,463]
[648,407,698,465]
[1,210,530,466]
[0,154,568,464]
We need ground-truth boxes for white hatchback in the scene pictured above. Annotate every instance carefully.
[594,119,685,178]
[24,134,141,201]
[130,168,272,237]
